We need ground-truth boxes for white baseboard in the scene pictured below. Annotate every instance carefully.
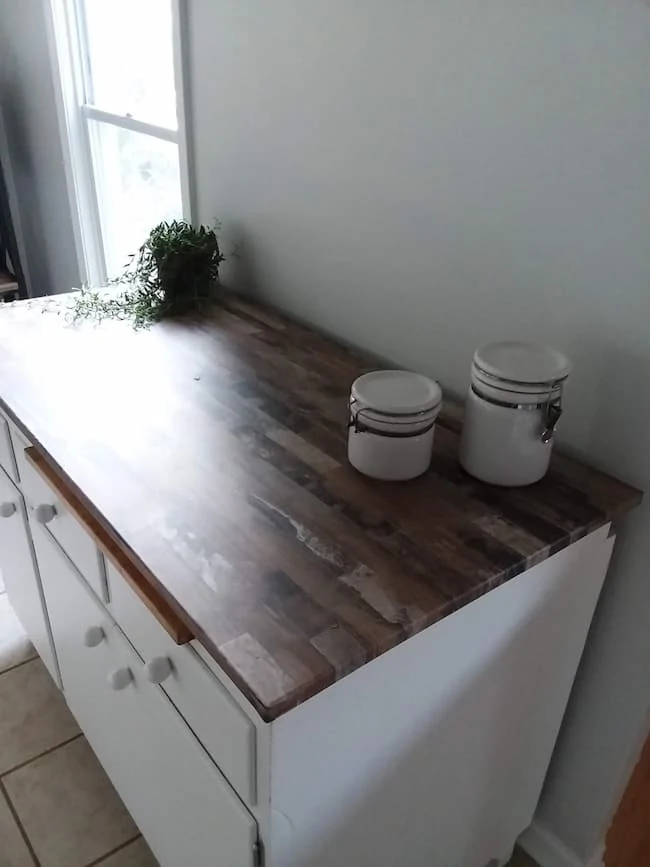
[519,822,604,867]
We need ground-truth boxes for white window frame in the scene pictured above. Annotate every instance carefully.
[45,0,194,287]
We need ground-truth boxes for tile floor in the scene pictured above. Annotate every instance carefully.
[0,576,538,867]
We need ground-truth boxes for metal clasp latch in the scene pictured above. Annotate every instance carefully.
[540,383,563,444]
[348,398,365,433]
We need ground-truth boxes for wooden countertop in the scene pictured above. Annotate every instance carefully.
[0,295,641,720]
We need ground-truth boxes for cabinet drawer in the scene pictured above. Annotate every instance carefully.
[0,414,18,483]
[34,525,258,867]
[7,421,33,486]
[20,454,107,602]
[0,469,58,682]
[107,561,257,805]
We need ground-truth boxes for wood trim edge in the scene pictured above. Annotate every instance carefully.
[25,446,194,645]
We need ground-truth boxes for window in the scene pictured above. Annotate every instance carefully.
[48,0,191,284]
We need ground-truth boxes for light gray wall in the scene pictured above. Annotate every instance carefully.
[0,0,80,296]
[187,0,650,859]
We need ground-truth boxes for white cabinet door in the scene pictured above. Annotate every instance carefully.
[34,524,258,867]
[0,468,58,682]
[107,561,257,806]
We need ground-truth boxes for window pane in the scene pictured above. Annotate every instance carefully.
[81,0,177,129]
[88,122,183,278]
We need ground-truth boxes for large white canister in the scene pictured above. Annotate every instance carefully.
[459,342,571,487]
[348,370,442,481]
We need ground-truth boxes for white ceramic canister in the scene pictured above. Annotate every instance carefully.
[348,370,443,481]
[459,342,571,487]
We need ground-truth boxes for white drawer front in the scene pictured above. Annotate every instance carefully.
[35,526,258,867]
[0,469,58,682]
[20,455,107,602]
[107,562,257,805]
[0,414,18,483]
[7,421,32,486]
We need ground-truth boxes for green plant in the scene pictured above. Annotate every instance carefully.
[71,220,225,328]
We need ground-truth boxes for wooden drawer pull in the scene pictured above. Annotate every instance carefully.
[25,447,194,645]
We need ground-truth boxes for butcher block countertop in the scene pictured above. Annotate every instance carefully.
[0,295,642,720]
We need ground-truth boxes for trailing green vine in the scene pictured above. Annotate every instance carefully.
[71,220,225,328]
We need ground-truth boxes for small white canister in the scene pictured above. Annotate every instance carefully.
[459,342,571,487]
[348,370,442,481]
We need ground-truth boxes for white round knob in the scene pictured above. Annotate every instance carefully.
[143,656,173,684]
[83,626,105,648]
[34,503,57,525]
[0,501,16,518]
[108,667,133,691]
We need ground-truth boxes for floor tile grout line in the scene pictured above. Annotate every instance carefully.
[82,832,143,867]
[0,651,39,678]
[0,776,42,867]
[0,732,83,779]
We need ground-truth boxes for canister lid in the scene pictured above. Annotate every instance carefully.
[351,370,442,415]
[473,342,571,386]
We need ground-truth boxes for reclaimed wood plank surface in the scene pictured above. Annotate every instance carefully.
[0,295,642,720]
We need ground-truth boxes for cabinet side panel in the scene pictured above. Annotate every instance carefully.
[269,526,614,867]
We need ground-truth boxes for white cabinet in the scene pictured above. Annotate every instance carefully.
[0,467,58,682]
[33,523,258,867]
[0,419,623,867]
